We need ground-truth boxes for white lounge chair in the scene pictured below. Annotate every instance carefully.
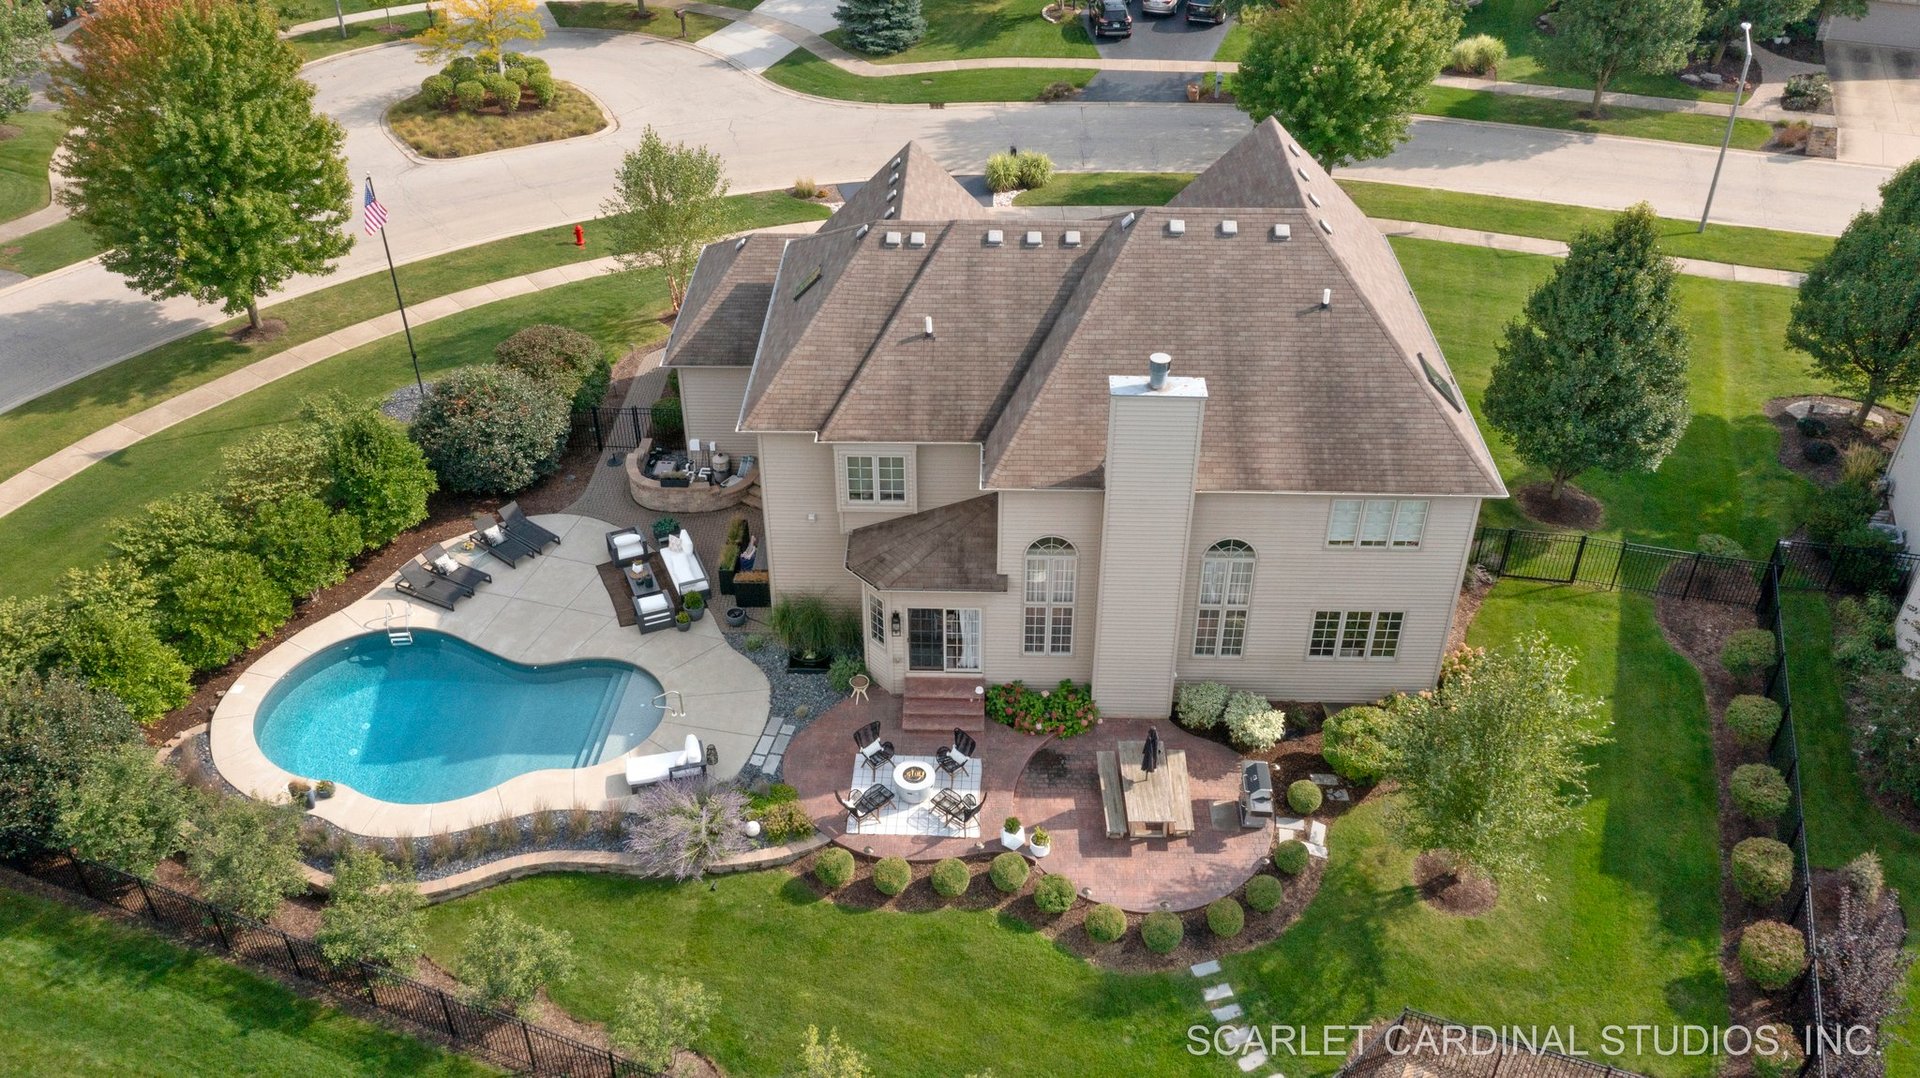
[626,734,705,791]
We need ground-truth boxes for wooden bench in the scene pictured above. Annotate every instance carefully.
[1095,751,1127,839]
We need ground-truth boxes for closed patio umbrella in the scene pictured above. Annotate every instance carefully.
[1142,727,1161,773]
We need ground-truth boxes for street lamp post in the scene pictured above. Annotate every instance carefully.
[1697,21,1753,233]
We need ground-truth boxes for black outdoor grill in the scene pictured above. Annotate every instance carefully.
[1238,759,1275,828]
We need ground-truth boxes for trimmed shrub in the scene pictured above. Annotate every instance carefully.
[984,678,1098,737]
[527,72,557,109]
[494,324,604,410]
[1227,706,1287,751]
[410,366,569,494]
[1806,479,1878,545]
[755,800,814,843]
[1222,690,1268,730]
[984,152,1021,193]
[482,73,520,113]
[871,856,911,896]
[1720,629,1776,683]
[1014,150,1053,190]
[1085,902,1127,944]
[1802,439,1837,464]
[1034,873,1076,914]
[1141,910,1184,953]
[649,394,684,445]
[1751,1024,1805,1078]
[1731,764,1791,822]
[158,549,292,671]
[1322,705,1394,783]
[1450,33,1507,75]
[445,55,481,82]
[1175,681,1230,730]
[1273,839,1309,875]
[1782,72,1831,111]
[1795,414,1828,438]
[1287,779,1323,815]
[1731,837,1794,905]
[930,857,970,899]
[1696,533,1745,559]
[1206,897,1245,938]
[317,404,436,550]
[989,851,1029,893]
[420,74,456,109]
[1245,873,1283,913]
[1739,920,1807,991]
[1844,850,1884,906]
[813,847,855,890]
[455,907,575,1013]
[1724,695,1782,748]
[827,654,866,693]
[454,79,487,112]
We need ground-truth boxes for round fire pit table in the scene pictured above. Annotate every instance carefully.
[893,760,936,804]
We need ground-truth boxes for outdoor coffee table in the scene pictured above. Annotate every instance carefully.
[892,760,936,805]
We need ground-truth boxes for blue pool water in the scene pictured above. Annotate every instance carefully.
[254,631,664,804]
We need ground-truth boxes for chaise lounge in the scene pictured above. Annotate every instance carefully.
[626,734,707,791]
[395,562,467,610]
[500,501,562,550]
[473,513,540,565]
[423,543,492,595]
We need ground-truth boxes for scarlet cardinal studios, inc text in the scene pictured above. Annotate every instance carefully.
[1186,1022,1874,1061]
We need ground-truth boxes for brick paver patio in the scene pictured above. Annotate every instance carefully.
[784,695,1272,911]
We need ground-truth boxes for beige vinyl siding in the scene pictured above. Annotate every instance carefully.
[1175,493,1481,701]
[1888,420,1920,556]
[1090,389,1205,717]
[995,490,1102,687]
[918,444,986,510]
[676,368,756,458]
[758,433,862,607]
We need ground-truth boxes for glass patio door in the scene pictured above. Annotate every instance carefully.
[907,608,981,671]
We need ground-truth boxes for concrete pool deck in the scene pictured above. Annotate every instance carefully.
[209,512,772,838]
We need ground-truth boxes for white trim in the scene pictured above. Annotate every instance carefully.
[835,444,915,511]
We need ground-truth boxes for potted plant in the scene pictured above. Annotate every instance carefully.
[1001,816,1025,851]
[725,606,749,627]
[315,780,336,800]
[1028,826,1052,859]
[683,591,706,621]
[287,779,314,808]
[674,611,692,632]
[770,595,843,671]
[733,570,771,608]
[717,540,741,596]
[650,515,680,540]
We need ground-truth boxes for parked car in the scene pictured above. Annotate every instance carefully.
[1093,0,1133,37]
[1143,0,1179,13]
[1185,0,1225,23]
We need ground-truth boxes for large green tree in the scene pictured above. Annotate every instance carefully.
[0,566,193,724]
[0,671,143,860]
[1233,0,1458,170]
[1384,633,1610,884]
[56,744,197,877]
[601,126,736,310]
[0,0,52,124]
[186,796,307,922]
[54,0,353,331]
[1786,162,1920,426]
[1545,0,1703,117]
[1700,0,1814,66]
[1484,203,1692,501]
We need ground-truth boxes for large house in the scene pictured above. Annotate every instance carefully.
[662,119,1508,721]
[1881,414,1920,674]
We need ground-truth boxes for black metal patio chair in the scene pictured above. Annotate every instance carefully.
[936,728,977,786]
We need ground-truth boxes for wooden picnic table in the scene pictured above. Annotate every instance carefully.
[1095,741,1194,839]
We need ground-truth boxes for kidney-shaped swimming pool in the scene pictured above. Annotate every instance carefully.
[254,631,664,804]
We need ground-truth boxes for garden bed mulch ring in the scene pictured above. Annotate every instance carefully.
[1412,851,1497,916]
[229,318,288,345]
[787,846,1328,973]
[1765,395,1907,489]
[1513,480,1605,531]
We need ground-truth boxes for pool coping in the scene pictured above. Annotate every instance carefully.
[209,513,773,839]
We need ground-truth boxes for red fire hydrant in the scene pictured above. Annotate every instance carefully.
[573,224,586,248]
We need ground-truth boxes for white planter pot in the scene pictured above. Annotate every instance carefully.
[1001,827,1025,851]
[1029,841,1051,859]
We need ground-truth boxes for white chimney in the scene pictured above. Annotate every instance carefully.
[1148,352,1172,391]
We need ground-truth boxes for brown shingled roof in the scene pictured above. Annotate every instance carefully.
[823,140,985,232]
[663,233,787,368]
[845,493,1006,592]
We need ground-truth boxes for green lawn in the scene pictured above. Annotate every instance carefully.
[1213,18,1250,63]
[0,110,64,225]
[0,888,490,1076]
[287,11,432,61]
[0,191,827,499]
[1420,85,1772,151]
[1780,594,1920,1077]
[823,0,1095,63]
[269,0,386,27]
[1010,171,1196,207]
[546,1,731,42]
[1461,0,1735,105]
[0,218,100,277]
[763,48,1095,104]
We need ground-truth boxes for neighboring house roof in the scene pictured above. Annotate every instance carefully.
[662,233,786,368]
[823,140,987,230]
[844,493,1007,592]
[685,120,1506,498]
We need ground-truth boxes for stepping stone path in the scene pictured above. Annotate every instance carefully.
[748,717,797,776]
[1190,964,1281,1075]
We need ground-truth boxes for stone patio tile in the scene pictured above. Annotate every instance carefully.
[1190,960,1222,977]
[1309,773,1340,785]
[755,734,776,756]
[1237,1050,1269,1072]
[1309,820,1327,844]
[1203,983,1234,1002]
[1306,841,1328,859]
[1211,1003,1243,1022]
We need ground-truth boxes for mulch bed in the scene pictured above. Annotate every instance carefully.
[1412,851,1498,916]
[229,319,288,345]
[1764,395,1907,490]
[1448,570,1496,654]
[1678,54,1762,96]
[1513,481,1605,531]
[787,845,1327,973]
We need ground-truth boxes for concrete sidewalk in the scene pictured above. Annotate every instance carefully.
[282,2,433,38]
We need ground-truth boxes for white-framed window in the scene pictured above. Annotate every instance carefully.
[1308,610,1404,659]
[837,447,912,509]
[1193,539,1254,657]
[1327,499,1429,549]
[869,594,885,644]
[1023,537,1076,655]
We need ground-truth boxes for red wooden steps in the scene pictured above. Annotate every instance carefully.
[901,675,986,733]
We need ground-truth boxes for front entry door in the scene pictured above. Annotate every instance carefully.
[907,608,981,671]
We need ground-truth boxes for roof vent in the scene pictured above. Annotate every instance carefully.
[890,171,899,183]
[1320,288,1332,309]
[1023,230,1043,247]
[1219,220,1238,237]
[1120,211,1137,229]
[1063,230,1082,247]
[1289,142,1303,157]
[887,188,898,201]
[1318,218,1333,235]
[1167,218,1186,236]
[1271,223,1291,241]
[924,316,935,339]
[892,156,902,168]
[907,231,927,248]
[1148,352,1172,391]
[1307,191,1322,208]
[884,207,896,219]
[856,223,871,239]
[1297,167,1311,181]
[735,237,748,251]
[882,231,903,248]
[985,229,1004,246]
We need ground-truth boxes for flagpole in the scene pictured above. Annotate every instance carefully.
[367,175,425,395]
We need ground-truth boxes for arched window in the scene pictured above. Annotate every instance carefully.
[1193,539,1254,657]
[1023,537,1076,655]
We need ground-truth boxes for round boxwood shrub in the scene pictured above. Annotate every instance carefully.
[1322,705,1394,783]
[1731,837,1795,905]
[1720,628,1777,682]
[409,366,569,494]
[1731,764,1791,822]
[871,855,911,896]
[1273,839,1310,876]
[1739,920,1807,990]
[989,851,1029,893]
[1725,695,1783,748]
[1085,902,1127,944]
[1033,873,1075,914]
[527,71,557,109]
[453,79,487,113]
[481,73,520,113]
[1245,873,1283,913]
[1287,779,1323,815]
[813,847,855,890]
[1206,897,1245,938]
[1795,414,1828,439]
[1751,1024,1805,1078]
[420,74,455,109]
[930,857,970,899]
[494,324,606,410]
[1802,440,1838,464]
[1141,910,1184,953]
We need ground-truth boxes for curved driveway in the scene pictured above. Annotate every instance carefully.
[0,28,1896,413]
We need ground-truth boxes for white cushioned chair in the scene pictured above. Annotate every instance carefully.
[626,734,704,791]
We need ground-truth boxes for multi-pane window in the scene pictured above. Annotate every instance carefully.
[844,454,907,504]
[869,595,885,644]
[877,456,906,502]
[1308,611,1404,659]
[1327,499,1429,549]
[1193,540,1254,657]
[1023,537,1076,655]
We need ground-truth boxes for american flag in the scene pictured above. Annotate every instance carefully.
[362,178,388,235]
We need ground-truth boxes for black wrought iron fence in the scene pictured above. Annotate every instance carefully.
[574,405,651,453]
[11,853,655,1078]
